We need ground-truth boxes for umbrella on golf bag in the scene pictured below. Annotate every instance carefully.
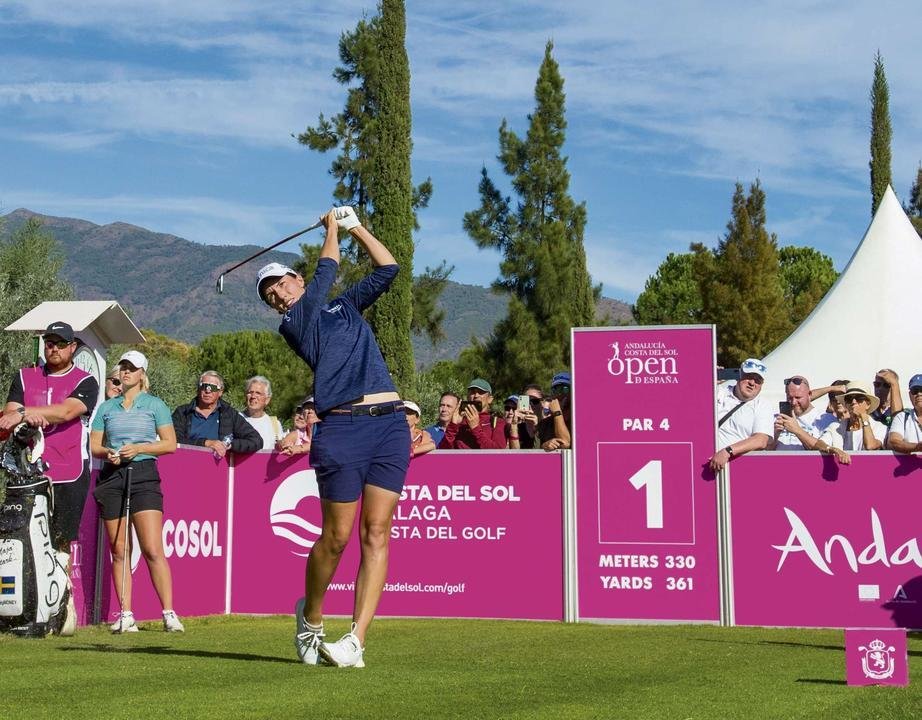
[0,423,70,637]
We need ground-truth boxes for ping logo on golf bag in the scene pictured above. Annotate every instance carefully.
[269,470,321,557]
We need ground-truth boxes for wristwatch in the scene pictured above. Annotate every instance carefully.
[723,445,734,457]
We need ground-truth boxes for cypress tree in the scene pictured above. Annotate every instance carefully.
[905,165,922,238]
[869,51,892,216]
[297,0,445,388]
[691,181,790,366]
[462,42,599,395]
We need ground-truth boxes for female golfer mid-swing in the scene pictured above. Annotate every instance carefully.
[256,207,409,668]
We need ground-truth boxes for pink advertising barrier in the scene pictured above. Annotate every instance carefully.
[230,450,564,620]
[729,452,922,629]
[572,326,721,622]
[98,446,230,623]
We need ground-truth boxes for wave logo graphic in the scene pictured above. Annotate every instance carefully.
[269,470,322,557]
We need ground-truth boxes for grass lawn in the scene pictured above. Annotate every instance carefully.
[1,616,918,719]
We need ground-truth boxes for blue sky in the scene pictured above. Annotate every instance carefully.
[1,1,920,303]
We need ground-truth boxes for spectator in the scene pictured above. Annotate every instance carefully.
[771,375,837,450]
[710,358,773,472]
[242,375,285,449]
[503,395,522,449]
[438,378,506,449]
[172,371,262,456]
[104,366,123,400]
[512,384,545,449]
[405,401,436,458]
[817,382,887,452]
[886,374,922,454]
[89,351,183,633]
[872,369,903,428]
[0,320,99,637]
[818,379,850,416]
[279,396,319,456]
[425,392,459,446]
[537,372,572,451]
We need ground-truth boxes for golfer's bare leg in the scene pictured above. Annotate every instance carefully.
[104,516,132,611]
[352,484,400,645]
[304,499,359,626]
[133,510,174,610]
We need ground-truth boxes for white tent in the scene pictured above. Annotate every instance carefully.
[760,185,922,405]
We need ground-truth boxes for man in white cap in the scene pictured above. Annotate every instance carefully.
[1,321,99,636]
[709,358,773,472]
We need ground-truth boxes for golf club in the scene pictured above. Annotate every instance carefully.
[118,463,133,629]
[215,218,325,294]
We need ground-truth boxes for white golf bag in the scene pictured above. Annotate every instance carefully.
[0,424,69,637]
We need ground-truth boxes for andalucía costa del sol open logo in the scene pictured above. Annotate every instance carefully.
[606,340,680,385]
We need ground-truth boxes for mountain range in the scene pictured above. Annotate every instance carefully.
[1,209,633,367]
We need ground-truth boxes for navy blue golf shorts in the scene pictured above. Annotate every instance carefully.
[310,407,410,502]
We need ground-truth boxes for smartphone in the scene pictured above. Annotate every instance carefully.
[459,400,482,413]
[517,395,530,412]
[778,401,792,416]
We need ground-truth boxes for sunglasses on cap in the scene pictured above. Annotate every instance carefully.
[199,382,222,393]
[106,377,121,386]
[43,338,71,349]
[783,377,806,386]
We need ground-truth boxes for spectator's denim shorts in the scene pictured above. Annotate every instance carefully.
[309,409,410,502]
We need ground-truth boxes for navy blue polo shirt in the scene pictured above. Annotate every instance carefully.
[280,258,398,414]
[189,409,221,441]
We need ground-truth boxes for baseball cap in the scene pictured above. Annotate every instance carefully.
[118,350,148,372]
[43,321,75,343]
[505,395,519,405]
[739,358,767,379]
[256,262,297,301]
[909,374,922,390]
[403,401,421,416]
[551,371,571,388]
[468,378,492,393]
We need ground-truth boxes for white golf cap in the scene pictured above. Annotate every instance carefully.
[118,350,148,372]
[403,401,421,416]
[256,262,297,301]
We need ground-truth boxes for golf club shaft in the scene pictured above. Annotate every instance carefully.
[216,218,324,293]
[120,464,133,612]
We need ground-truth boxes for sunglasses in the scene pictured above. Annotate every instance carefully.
[504,404,517,412]
[845,395,869,404]
[873,380,890,389]
[199,382,222,393]
[910,387,922,395]
[106,377,122,386]
[741,374,764,385]
[551,385,570,395]
[783,377,806,386]
[43,338,71,349]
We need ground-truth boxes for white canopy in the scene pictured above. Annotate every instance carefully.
[5,300,145,345]
[760,185,922,405]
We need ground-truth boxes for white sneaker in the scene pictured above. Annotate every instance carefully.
[294,597,323,665]
[318,623,365,668]
[162,610,185,633]
[110,611,138,634]
[59,592,76,637]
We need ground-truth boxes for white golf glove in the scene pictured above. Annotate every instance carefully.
[333,206,360,231]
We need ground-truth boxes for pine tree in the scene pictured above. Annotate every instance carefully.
[632,252,701,325]
[904,164,922,238]
[462,42,599,395]
[869,51,892,216]
[296,0,448,387]
[691,181,790,366]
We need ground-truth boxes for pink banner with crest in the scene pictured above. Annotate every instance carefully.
[571,326,721,622]
[729,453,922,629]
[230,450,564,620]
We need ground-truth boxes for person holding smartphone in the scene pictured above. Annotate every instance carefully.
[438,378,507,449]
[771,375,837,451]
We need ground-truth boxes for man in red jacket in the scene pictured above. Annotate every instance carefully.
[438,378,507,449]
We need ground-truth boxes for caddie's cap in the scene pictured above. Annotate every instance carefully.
[43,321,75,343]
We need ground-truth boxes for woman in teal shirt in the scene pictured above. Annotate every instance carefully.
[90,350,183,634]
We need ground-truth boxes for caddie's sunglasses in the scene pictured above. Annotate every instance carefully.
[43,338,71,349]
[199,383,222,393]
[106,378,121,386]
[783,377,806,386]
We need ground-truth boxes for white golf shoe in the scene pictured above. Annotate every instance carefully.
[294,597,324,665]
[162,610,185,633]
[110,611,138,634]
[318,623,365,668]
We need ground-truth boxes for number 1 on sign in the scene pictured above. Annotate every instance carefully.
[628,460,663,529]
